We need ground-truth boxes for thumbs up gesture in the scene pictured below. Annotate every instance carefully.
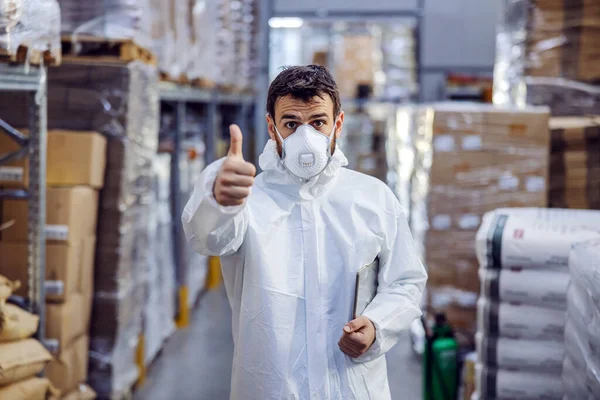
[213,125,256,207]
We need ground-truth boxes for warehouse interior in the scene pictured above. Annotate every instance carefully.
[0,0,599,399]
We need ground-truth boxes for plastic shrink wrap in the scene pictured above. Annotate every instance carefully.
[143,154,176,365]
[563,238,600,400]
[392,103,550,345]
[0,61,160,398]
[493,0,600,116]
[475,208,600,400]
[0,0,60,61]
[548,116,600,210]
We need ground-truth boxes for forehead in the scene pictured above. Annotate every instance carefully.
[275,95,334,119]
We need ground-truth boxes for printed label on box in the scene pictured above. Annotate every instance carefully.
[498,175,519,191]
[45,225,69,241]
[525,176,546,193]
[459,214,481,230]
[0,166,24,182]
[431,214,452,230]
[462,135,482,151]
[434,135,455,152]
[45,280,64,296]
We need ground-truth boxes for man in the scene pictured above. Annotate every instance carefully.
[183,65,427,400]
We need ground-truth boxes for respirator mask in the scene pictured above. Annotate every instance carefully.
[272,117,337,181]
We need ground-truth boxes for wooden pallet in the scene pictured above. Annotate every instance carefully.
[160,72,216,89]
[0,45,60,66]
[61,35,156,66]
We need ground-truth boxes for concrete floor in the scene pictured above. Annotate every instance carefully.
[135,287,422,400]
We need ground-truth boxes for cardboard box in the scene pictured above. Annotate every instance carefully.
[0,236,96,302]
[46,293,92,353]
[0,130,106,189]
[0,303,39,342]
[0,187,99,243]
[0,338,53,386]
[62,384,97,400]
[0,377,59,400]
[47,335,90,394]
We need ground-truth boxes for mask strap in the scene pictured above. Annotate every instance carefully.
[268,113,287,160]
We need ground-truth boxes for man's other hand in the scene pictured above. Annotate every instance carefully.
[338,316,376,358]
[213,124,256,207]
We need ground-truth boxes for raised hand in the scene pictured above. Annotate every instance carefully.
[213,124,256,207]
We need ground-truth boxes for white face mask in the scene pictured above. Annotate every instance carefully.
[274,121,337,181]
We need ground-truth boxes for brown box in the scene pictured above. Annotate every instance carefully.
[0,187,99,243]
[0,130,106,189]
[0,236,96,302]
[46,335,89,394]
[426,255,480,294]
[46,293,93,353]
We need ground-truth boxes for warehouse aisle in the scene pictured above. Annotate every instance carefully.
[135,287,421,400]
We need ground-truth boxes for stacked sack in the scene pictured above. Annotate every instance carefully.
[474,208,600,400]
[0,274,56,399]
[563,238,600,399]
[0,129,107,398]
[494,0,600,116]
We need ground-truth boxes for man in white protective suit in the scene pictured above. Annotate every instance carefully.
[182,65,427,400]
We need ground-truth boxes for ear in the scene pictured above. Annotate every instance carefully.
[335,111,345,139]
[266,114,277,141]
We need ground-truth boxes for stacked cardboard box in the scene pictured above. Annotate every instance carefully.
[395,103,550,345]
[0,274,56,397]
[548,117,600,209]
[494,0,600,116]
[474,208,600,400]
[0,130,106,397]
[0,61,159,399]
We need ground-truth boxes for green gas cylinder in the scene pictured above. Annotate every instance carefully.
[422,313,459,400]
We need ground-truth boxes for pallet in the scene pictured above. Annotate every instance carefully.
[0,45,60,66]
[61,35,156,66]
[160,72,216,89]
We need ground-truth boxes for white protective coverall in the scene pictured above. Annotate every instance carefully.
[182,140,427,400]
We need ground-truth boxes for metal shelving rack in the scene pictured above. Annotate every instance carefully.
[159,82,256,327]
[0,64,48,342]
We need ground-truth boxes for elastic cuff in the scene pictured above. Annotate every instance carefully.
[352,317,384,363]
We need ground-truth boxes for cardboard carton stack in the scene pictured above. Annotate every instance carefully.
[0,274,56,398]
[548,117,600,210]
[0,61,160,399]
[0,130,107,398]
[396,103,550,345]
[474,208,600,400]
[494,0,600,116]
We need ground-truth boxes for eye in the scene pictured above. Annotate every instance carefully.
[313,120,325,128]
[285,121,298,130]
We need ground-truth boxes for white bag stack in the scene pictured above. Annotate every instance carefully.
[474,208,600,400]
[563,239,600,400]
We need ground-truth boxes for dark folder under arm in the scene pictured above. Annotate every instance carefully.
[353,258,379,319]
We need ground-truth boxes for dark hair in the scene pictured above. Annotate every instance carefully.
[267,65,341,120]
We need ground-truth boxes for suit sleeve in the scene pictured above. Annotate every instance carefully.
[182,158,250,257]
[355,209,427,362]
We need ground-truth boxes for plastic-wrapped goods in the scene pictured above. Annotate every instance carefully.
[393,103,550,342]
[377,23,417,101]
[190,0,218,83]
[493,0,600,116]
[479,268,569,310]
[549,117,600,210]
[477,298,565,341]
[0,61,159,398]
[0,0,61,62]
[476,332,564,372]
[58,0,153,50]
[475,210,600,270]
[563,239,600,399]
[475,364,563,400]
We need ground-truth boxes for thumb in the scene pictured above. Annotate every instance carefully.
[228,124,244,159]
[344,317,366,333]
